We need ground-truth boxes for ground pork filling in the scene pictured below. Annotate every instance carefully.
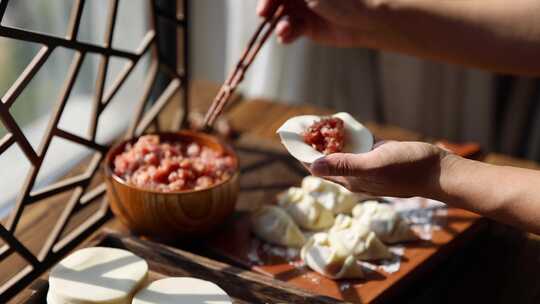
[113,135,235,192]
[302,117,345,155]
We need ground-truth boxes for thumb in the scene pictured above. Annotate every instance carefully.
[311,153,367,177]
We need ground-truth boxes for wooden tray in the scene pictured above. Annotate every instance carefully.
[206,209,485,303]
[17,231,341,304]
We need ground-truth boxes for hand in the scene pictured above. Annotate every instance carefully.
[257,0,381,47]
[309,141,457,198]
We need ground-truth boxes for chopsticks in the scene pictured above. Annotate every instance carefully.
[203,5,285,129]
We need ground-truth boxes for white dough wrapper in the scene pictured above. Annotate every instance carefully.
[47,247,148,304]
[352,200,418,243]
[277,187,334,231]
[276,112,374,164]
[251,205,306,248]
[301,233,364,279]
[327,216,392,261]
[301,176,359,214]
[132,277,232,304]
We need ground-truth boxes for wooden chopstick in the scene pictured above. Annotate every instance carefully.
[203,5,285,129]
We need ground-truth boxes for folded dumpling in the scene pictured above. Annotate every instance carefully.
[352,200,417,243]
[328,215,392,261]
[278,187,334,231]
[251,205,306,248]
[329,213,356,232]
[301,233,364,279]
[301,176,358,214]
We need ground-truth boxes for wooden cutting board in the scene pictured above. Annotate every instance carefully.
[204,137,485,303]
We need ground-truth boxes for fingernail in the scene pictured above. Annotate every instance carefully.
[305,0,319,9]
[276,19,288,35]
[256,1,265,16]
[311,158,329,176]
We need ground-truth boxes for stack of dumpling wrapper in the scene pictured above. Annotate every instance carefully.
[251,176,418,279]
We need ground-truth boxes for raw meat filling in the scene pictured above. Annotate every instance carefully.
[303,117,345,154]
[114,135,234,192]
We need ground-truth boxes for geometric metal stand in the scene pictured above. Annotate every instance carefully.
[0,0,189,299]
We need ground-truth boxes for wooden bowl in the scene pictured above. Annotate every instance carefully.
[104,131,239,240]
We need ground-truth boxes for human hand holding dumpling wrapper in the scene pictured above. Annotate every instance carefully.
[277,112,451,199]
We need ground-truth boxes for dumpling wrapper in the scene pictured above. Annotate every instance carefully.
[328,215,392,261]
[132,277,231,304]
[329,214,357,232]
[352,200,418,243]
[301,233,364,279]
[276,112,374,164]
[251,205,306,248]
[47,247,148,304]
[277,187,334,231]
[301,176,359,214]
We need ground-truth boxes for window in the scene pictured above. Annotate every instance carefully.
[0,0,149,217]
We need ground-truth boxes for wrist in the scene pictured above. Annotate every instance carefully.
[428,152,470,204]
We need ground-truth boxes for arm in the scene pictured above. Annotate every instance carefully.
[259,0,540,76]
[364,0,540,76]
[309,141,540,234]
[436,154,540,233]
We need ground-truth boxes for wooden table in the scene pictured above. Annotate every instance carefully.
[8,80,540,303]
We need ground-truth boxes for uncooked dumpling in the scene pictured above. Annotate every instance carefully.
[276,112,374,164]
[328,216,392,261]
[329,213,356,232]
[352,200,417,243]
[277,187,334,231]
[47,247,148,304]
[251,205,306,248]
[301,176,358,214]
[301,233,364,279]
[132,277,231,304]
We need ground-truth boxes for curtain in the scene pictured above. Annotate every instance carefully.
[192,1,540,159]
